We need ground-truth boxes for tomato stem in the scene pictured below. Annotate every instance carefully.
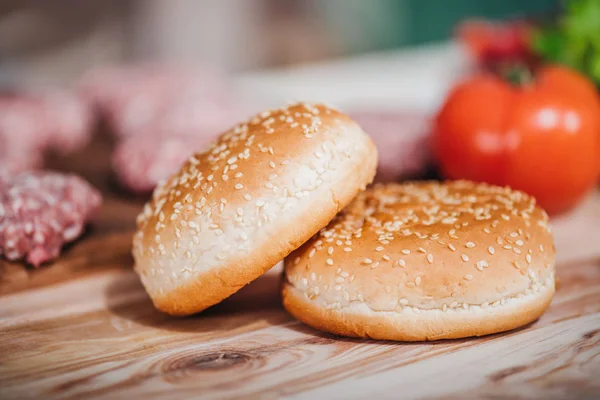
[502,64,534,86]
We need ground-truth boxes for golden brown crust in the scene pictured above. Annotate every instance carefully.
[282,181,556,340]
[133,102,378,316]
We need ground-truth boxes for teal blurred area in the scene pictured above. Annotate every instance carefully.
[320,0,557,52]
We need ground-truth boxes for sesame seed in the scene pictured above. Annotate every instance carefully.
[466,242,475,248]
[476,260,488,270]
[418,247,426,253]
[488,246,495,255]
[382,255,391,261]
[363,258,373,264]
[344,247,352,252]
[461,254,469,262]
[539,244,545,252]
[464,274,473,281]
[415,276,422,286]
[376,246,384,251]
[234,183,243,190]
[526,254,532,264]
[402,249,411,255]
[515,239,524,246]
[427,254,434,264]
[399,298,409,306]
[448,244,456,252]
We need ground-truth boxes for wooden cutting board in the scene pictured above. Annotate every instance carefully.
[1,135,599,400]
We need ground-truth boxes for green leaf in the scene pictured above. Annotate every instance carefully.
[532,0,600,86]
[531,28,564,60]
[563,0,600,36]
[590,53,600,84]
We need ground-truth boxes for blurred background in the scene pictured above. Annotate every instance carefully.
[0,0,557,86]
[1,0,599,219]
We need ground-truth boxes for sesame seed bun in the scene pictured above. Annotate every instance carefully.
[133,103,378,316]
[282,181,556,341]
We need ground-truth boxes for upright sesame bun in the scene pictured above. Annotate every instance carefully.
[133,103,378,316]
[282,181,556,341]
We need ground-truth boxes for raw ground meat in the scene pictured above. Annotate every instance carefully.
[349,110,432,182]
[0,171,102,266]
[0,166,11,189]
[0,134,44,174]
[136,88,245,139]
[0,91,93,173]
[86,64,249,193]
[0,95,50,149]
[111,97,248,193]
[112,133,219,193]
[40,91,94,154]
[78,65,236,138]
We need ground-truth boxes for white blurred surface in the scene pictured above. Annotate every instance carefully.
[235,41,470,114]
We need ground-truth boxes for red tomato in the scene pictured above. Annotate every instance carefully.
[434,65,600,215]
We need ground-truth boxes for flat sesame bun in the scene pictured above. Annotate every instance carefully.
[133,103,378,316]
[282,181,556,341]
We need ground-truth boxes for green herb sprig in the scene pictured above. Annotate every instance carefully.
[532,0,600,86]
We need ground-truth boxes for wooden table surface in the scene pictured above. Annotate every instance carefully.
[1,127,600,400]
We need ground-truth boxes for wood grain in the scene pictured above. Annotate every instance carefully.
[0,135,599,400]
